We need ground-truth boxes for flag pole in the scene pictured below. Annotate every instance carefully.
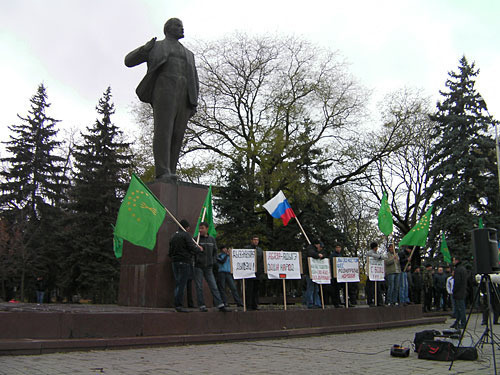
[403,246,415,272]
[242,279,246,312]
[283,278,287,311]
[163,205,200,247]
[294,216,311,245]
[196,206,207,244]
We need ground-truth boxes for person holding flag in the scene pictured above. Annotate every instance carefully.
[169,219,203,312]
[398,206,433,306]
[194,222,230,312]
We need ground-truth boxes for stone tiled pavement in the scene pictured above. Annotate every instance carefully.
[1,314,499,375]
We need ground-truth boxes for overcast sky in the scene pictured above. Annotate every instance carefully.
[1,0,499,149]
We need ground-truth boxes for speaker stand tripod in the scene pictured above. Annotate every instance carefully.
[449,274,499,373]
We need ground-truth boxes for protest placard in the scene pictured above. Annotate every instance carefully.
[264,251,302,279]
[230,248,256,280]
[333,257,360,282]
[308,258,331,284]
[367,258,385,281]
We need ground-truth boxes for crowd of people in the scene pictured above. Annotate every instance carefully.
[168,221,498,326]
[169,219,265,312]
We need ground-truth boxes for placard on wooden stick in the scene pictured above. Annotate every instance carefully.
[333,257,360,282]
[264,251,301,310]
[230,248,256,280]
[264,251,302,279]
[367,257,385,281]
[308,258,331,284]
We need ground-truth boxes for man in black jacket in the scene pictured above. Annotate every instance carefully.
[169,219,202,312]
[194,222,230,312]
[304,239,326,309]
[451,256,467,329]
[245,235,264,310]
[328,243,344,307]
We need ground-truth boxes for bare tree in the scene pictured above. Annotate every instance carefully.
[328,185,380,271]
[359,88,434,239]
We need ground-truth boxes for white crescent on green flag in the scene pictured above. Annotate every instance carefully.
[113,174,166,257]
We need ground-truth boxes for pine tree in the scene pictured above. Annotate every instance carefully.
[61,87,133,303]
[426,56,499,263]
[0,84,68,301]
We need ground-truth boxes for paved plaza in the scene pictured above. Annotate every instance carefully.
[1,314,499,375]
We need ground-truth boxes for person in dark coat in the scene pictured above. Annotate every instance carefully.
[304,239,327,308]
[411,266,423,304]
[433,266,448,311]
[194,222,230,312]
[169,219,202,312]
[245,235,264,310]
[451,256,467,329]
[328,243,344,307]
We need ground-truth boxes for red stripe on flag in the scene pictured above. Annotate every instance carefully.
[281,208,296,226]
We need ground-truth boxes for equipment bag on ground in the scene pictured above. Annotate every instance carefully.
[417,340,456,361]
[413,330,440,352]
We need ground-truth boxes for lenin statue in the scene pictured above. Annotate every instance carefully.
[125,18,199,180]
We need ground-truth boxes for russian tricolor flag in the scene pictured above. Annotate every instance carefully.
[263,191,296,226]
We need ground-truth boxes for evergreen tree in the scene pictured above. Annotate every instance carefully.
[0,84,67,300]
[426,56,499,263]
[61,87,133,303]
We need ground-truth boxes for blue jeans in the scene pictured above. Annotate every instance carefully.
[217,272,243,305]
[305,276,321,307]
[454,298,466,328]
[194,266,223,308]
[386,273,400,304]
[36,291,44,304]
[172,262,193,308]
[399,272,409,303]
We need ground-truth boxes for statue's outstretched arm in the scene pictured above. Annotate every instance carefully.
[124,37,157,67]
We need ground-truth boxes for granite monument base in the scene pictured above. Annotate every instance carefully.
[118,180,208,308]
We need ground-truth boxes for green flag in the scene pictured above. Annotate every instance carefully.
[378,192,393,236]
[113,174,166,254]
[113,229,124,258]
[194,185,217,238]
[440,232,451,264]
[479,217,484,228]
[399,206,433,248]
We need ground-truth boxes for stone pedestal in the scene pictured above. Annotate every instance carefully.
[118,180,207,308]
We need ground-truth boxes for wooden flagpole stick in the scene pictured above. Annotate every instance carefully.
[320,284,324,309]
[196,206,207,245]
[283,279,287,311]
[403,246,415,272]
[242,279,246,312]
[163,205,200,247]
[294,216,311,245]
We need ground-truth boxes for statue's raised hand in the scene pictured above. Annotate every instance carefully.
[144,37,157,51]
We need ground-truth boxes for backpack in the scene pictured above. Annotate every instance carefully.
[413,330,441,352]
